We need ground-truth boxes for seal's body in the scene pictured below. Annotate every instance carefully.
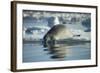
[43,24,73,48]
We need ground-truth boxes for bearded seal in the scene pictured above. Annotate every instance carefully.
[43,24,73,48]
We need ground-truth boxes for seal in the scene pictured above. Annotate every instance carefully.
[43,24,73,48]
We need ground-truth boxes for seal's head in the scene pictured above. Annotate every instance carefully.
[43,24,73,48]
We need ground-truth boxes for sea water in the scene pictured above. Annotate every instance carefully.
[23,43,91,62]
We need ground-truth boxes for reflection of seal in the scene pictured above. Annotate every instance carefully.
[43,24,73,48]
[50,46,67,59]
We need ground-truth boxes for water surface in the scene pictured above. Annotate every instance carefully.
[23,43,91,62]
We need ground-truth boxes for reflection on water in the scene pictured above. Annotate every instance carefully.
[23,43,91,62]
[45,45,68,61]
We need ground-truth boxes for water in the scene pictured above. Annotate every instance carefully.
[23,43,91,63]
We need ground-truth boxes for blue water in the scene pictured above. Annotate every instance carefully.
[23,43,91,63]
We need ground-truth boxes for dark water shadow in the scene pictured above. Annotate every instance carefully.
[45,44,69,61]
